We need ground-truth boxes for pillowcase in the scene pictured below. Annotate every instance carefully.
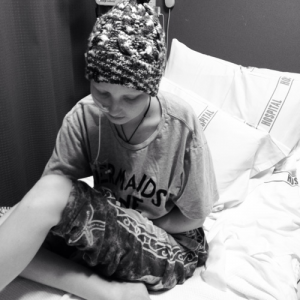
[164,39,300,155]
[159,77,286,208]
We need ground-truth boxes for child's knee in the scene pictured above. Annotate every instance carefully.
[36,174,72,194]
[24,175,73,225]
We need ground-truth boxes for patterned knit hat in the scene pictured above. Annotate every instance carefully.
[85,0,166,96]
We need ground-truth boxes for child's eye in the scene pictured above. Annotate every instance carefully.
[123,96,137,102]
[99,91,110,97]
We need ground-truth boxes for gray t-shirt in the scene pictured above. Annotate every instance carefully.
[43,91,219,220]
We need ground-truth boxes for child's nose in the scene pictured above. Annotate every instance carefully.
[108,98,121,115]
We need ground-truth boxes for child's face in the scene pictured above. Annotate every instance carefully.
[90,81,149,125]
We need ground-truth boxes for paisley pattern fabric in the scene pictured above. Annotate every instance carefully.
[49,180,208,291]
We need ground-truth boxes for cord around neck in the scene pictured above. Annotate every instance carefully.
[120,95,151,143]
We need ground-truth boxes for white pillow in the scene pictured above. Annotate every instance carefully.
[159,78,286,208]
[164,39,300,155]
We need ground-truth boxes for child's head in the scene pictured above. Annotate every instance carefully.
[85,0,166,97]
[90,81,150,125]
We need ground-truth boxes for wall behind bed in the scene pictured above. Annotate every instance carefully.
[159,0,300,73]
[0,0,96,207]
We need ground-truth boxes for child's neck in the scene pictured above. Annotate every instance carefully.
[118,96,161,145]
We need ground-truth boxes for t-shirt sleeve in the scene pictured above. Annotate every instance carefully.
[175,132,219,220]
[42,107,93,180]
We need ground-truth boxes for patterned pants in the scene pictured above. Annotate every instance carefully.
[5,180,208,291]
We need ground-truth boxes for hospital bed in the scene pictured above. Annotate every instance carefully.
[1,39,300,300]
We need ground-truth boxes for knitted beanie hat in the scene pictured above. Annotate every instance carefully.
[85,0,166,96]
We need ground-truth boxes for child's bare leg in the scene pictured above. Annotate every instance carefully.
[19,245,150,300]
[0,204,18,226]
[0,176,151,300]
[80,274,151,300]
[0,174,72,290]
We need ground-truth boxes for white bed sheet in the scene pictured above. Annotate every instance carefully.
[1,150,300,300]
[202,173,300,300]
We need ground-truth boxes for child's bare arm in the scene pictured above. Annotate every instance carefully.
[151,206,205,234]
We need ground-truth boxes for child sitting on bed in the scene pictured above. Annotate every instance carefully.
[0,0,218,299]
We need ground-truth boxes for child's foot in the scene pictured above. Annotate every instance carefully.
[113,281,151,300]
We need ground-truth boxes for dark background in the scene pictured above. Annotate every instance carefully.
[159,0,300,72]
